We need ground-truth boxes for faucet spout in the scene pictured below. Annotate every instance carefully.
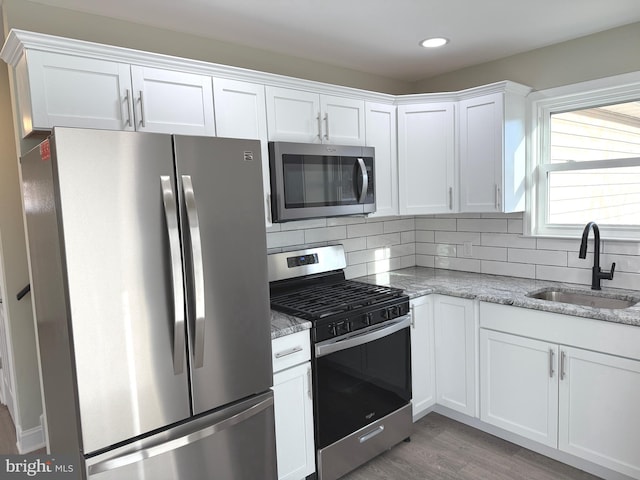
[578,221,615,290]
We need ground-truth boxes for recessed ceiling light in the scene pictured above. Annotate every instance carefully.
[420,37,449,48]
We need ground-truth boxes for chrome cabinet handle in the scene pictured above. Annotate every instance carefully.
[274,346,303,358]
[316,113,322,140]
[182,175,206,369]
[123,89,133,127]
[448,187,453,210]
[359,425,384,443]
[549,349,555,378]
[160,176,185,375]
[357,158,369,204]
[88,394,273,475]
[138,90,146,127]
[307,365,312,400]
[560,350,566,380]
[324,113,330,140]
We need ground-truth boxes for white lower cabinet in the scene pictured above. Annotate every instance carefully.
[480,329,559,447]
[480,304,640,480]
[410,295,435,420]
[434,295,476,417]
[558,347,640,478]
[271,330,315,480]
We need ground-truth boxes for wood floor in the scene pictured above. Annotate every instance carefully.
[0,403,18,454]
[342,413,601,480]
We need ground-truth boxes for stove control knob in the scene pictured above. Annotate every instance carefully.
[328,324,337,337]
[363,313,372,326]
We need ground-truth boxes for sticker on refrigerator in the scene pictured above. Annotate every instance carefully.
[40,139,51,162]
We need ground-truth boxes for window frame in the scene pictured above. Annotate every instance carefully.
[527,72,640,240]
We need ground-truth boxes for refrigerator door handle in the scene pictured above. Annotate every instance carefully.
[182,175,206,369]
[161,176,185,375]
[87,394,274,476]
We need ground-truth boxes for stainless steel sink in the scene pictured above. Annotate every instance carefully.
[526,289,640,309]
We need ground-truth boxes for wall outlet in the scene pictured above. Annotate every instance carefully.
[463,241,473,257]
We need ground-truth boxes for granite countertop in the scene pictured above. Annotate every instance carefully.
[271,310,311,340]
[356,266,640,327]
[270,266,640,339]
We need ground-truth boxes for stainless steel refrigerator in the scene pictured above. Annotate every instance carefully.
[21,127,276,479]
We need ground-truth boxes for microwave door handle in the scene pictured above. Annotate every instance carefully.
[182,175,206,369]
[160,176,185,375]
[357,158,368,204]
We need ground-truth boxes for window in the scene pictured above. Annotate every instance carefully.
[529,74,640,239]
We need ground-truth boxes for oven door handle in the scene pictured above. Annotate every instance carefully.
[315,315,411,358]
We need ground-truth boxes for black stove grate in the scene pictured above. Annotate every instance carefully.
[270,280,404,320]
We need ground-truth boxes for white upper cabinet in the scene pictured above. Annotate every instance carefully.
[17,50,133,135]
[13,50,215,137]
[130,66,215,136]
[458,86,529,213]
[365,102,398,217]
[265,86,365,145]
[212,78,271,225]
[397,102,456,215]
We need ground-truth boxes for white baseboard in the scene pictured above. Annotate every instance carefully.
[16,421,46,453]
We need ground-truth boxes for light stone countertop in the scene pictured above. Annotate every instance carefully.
[270,266,640,339]
[356,266,640,327]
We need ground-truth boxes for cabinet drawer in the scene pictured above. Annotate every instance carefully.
[272,330,311,373]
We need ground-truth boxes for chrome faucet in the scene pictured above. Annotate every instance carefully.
[578,221,615,290]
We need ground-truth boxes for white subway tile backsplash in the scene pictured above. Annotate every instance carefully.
[435,231,481,245]
[508,248,567,266]
[415,230,435,242]
[304,226,346,243]
[367,233,402,249]
[457,218,508,233]
[266,230,305,249]
[415,217,457,231]
[347,222,384,238]
[481,233,536,249]
[384,218,415,233]
[435,256,481,273]
[481,260,535,278]
[264,212,640,288]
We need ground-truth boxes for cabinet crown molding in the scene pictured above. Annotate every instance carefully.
[1,29,532,105]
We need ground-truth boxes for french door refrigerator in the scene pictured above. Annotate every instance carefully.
[21,127,276,479]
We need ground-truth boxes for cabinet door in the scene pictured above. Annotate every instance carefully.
[480,329,559,447]
[213,78,271,225]
[410,296,435,421]
[23,50,133,134]
[397,103,455,214]
[265,86,321,143]
[272,362,315,480]
[365,102,398,217]
[320,95,365,145]
[434,296,476,416]
[130,66,215,136]
[458,93,503,212]
[558,347,640,478]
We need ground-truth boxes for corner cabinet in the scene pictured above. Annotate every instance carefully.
[271,330,315,480]
[365,102,398,217]
[409,295,436,421]
[458,85,530,213]
[480,302,640,479]
[265,86,365,145]
[13,50,215,137]
[397,102,456,215]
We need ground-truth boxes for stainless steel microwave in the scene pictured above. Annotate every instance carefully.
[268,142,375,222]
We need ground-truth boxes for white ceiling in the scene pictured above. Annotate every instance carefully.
[26,0,640,82]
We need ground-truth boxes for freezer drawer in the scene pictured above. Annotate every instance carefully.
[85,392,277,480]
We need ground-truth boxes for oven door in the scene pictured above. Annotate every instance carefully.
[313,316,412,450]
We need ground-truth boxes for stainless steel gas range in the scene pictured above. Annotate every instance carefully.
[268,245,412,480]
